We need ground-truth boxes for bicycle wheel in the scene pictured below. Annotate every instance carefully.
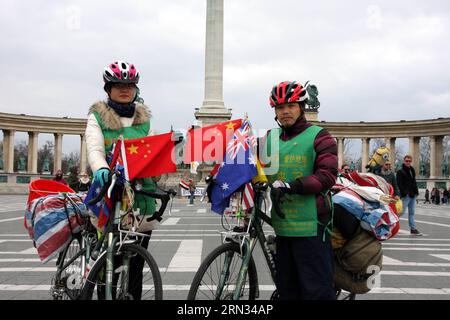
[80,243,162,300]
[187,242,258,300]
[52,234,83,300]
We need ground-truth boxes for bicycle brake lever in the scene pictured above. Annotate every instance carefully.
[107,173,117,198]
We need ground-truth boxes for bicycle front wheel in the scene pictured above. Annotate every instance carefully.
[80,243,162,300]
[187,242,258,300]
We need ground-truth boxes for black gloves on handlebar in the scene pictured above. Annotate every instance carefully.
[271,180,293,194]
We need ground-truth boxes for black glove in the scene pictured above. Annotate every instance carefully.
[272,180,293,194]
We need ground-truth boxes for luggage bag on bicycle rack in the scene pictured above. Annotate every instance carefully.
[24,180,88,263]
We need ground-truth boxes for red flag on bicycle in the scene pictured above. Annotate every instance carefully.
[120,132,177,180]
[183,119,242,163]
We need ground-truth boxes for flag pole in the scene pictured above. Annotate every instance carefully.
[120,135,130,182]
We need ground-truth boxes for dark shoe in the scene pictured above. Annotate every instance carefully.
[410,229,423,236]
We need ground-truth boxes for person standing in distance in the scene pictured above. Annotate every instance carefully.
[396,155,422,235]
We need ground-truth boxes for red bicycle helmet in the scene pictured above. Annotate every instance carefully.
[269,81,308,107]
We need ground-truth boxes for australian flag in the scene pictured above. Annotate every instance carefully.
[84,179,113,228]
[210,119,257,214]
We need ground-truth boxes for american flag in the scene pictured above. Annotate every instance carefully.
[241,182,255,211]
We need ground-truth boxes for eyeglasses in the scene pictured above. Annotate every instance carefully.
[404,160,412,163]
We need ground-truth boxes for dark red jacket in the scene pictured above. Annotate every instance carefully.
[261,116,338,222]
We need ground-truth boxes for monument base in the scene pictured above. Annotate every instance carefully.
[195,106,232,127]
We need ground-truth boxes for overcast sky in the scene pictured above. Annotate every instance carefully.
[1,0,449,144]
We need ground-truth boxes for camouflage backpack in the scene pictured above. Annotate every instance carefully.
[333,227,383,294]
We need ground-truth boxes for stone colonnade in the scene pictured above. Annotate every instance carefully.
[314,117,450,179]
[335,136,447,178]
[0,113,87,175]
[1,130,87,174]
[1,112,450,193]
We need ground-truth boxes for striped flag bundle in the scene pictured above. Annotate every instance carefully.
[179,180,190,190]
[24,194,87,263]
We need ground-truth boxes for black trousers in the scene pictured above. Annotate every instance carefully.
[274,225,335,300]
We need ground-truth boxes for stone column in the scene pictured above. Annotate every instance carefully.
[2,129,15,173]
[54,133,63,172]
[361,138,370,173]
[408,136,420,171]
[337,137,344,169]
[27,132,39,174]
[194,0,232,126]
[385,137,396,164]
[430,135,444,178]
[80,134,87,174]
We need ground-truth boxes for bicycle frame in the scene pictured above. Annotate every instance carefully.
[83,171,175,300]
[219,188,277,300]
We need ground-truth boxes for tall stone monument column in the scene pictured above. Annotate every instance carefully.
[195,0,232,126]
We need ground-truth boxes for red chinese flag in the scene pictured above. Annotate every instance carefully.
[123,133,176,180]
[183,119,242,163]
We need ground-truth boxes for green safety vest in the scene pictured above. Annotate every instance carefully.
[93,112,156,216]
[265,125,323,237]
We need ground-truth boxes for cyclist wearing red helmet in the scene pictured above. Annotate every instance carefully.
[85,61,156,299]
[261,80,338,300]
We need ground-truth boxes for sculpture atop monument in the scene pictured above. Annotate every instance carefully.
[304,82,320,111]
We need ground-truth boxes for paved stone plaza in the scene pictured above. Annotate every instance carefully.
[0,195,449,300]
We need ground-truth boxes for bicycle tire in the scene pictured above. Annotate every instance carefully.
[53,234,83,300]
[80,243,162,300]
[187,242,258,300]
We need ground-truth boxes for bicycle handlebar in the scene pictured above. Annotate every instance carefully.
[87,172,177,222]
[134,188,177,222]
[252,182,286,220]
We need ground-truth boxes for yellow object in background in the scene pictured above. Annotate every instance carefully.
[395,199,403,216]
[252,157,268,184]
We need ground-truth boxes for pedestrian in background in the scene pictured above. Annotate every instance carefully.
[424,189,430,204]
[77,172,91,193]
[53,169,67,185]
[396,155,421,236]
[188,178,196,206]
[377,161,400,199]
